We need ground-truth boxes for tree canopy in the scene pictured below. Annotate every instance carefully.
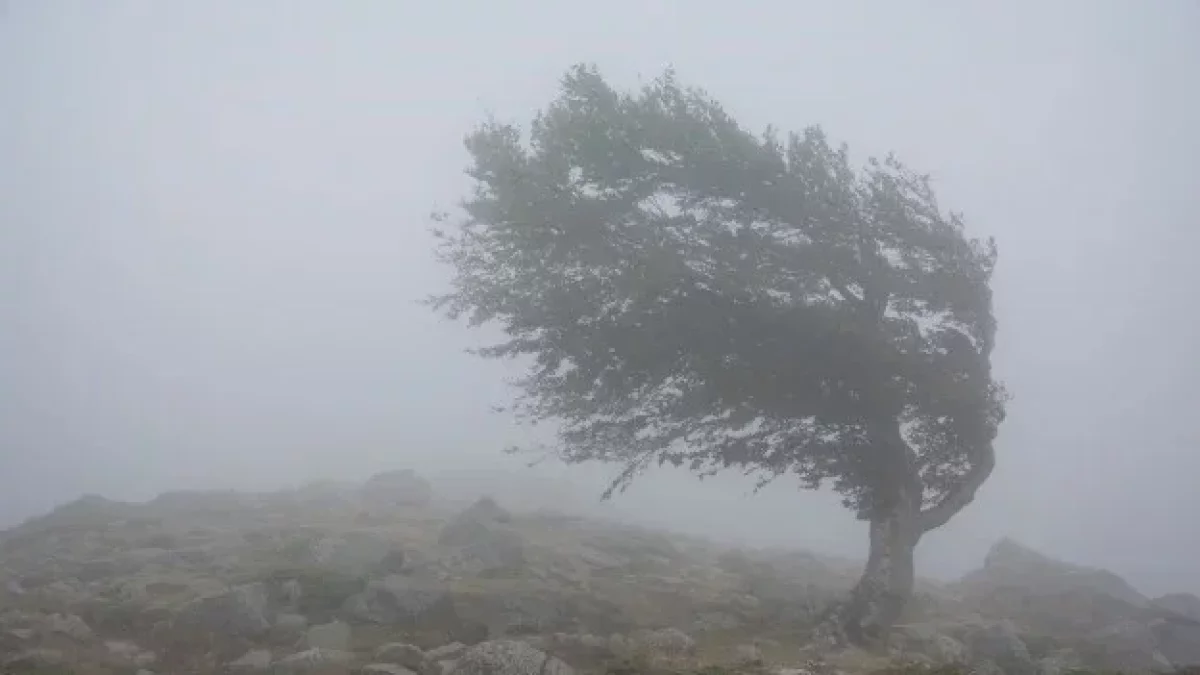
[430,64,1007,532]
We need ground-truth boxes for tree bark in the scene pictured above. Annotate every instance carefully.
[838,488,922,645]
[815,419,923,648]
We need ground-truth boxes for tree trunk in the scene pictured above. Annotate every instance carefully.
[813,434,923,649]
[839,493,921,645]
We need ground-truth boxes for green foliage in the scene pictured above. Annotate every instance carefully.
[431,63,1006,522]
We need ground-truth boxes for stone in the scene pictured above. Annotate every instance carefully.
[892,624,969,664]
[957,620,1036,675]
[1149,615,1200,666]
[342,574,458,628]
[426,642,467,661]
[633,627,696,659]
[958,538,1146,606]
[172,582,271,637]
[275,647,356,672]
[377,548,408,575]
[734,643,764,665]
[1083,619,1172,671]
[45,612,93,640]
[105,639,157,667]
[449,640,574,675]
[272,612,309,640]
[3,648,68,671]
[362,665,420,675]
[375,641,427,669]
[439,498,512,547]
[306,619,352,651]
[1036,649,1084,675]
[227,648,274,671]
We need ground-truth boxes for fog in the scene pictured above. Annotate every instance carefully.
[2,1,1197,597]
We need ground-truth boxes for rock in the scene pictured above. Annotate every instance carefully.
[280,578,304,607]
[45,612,93,640]
[306,618,352,651]
[275,647,356,672]
[105,639,157,667]
[342,574,458,628]
[227,648,274,671]
[449,640,573,675]
[272,612,309,641]
[3,648,69,671]
[361,469,435,509]
[891,624,968,664]
[633,627,697,659]
[457,588,579,636]
[375,642,427,669]
[377,548,409,575]
[958,538,1146,606]
[273,568,366,619]
[439,498,512,547]
[1153,592,1200,622]
[310,531,409,576]
[173,581,271,637]
[608,634,635,659]
[363,665,420,675]
[543,633,613,663]
[1150,614,1200,666]
[442,530,527,578]
[734,643,764,665]
[427,642,467,661]
[955,620,1036,675]
[1079,619,1172,672]
[1036,649,1084,675]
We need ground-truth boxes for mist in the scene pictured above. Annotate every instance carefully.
[2,1,1198,598]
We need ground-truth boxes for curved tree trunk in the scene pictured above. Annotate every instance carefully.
[814,415,925,648]
[840,492,921,645]
[814,490,921,648]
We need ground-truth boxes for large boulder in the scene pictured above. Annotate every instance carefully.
[439,498,512,546]
[342,575,460,634]
[957,538,1147,607]
[439,499,526,578]
[309,531,410,576]
[171,582,272,638]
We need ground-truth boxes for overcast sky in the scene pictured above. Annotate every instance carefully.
[2,1,1198,596]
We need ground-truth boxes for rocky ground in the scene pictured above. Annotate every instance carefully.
[1,470,1197,674]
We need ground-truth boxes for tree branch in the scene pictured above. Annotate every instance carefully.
[918,441,995,533]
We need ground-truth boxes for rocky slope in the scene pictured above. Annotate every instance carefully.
[0,470,1196,674]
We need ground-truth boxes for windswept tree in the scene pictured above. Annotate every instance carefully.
[429,65,1008,644]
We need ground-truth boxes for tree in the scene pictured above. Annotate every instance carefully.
[428,64,1008,645]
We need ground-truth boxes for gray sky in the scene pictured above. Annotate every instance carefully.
[2,1,1198,595]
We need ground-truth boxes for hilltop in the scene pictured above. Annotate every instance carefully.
[1,470,1197,674]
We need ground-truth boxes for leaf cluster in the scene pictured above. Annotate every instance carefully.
[430,65,1007,517]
